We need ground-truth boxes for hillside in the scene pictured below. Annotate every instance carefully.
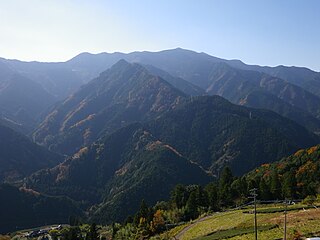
[172,205,320,240]
[232,63,320,98]
[33,60,186,155]
[0,124,62,182]
[171,144,320,240]
[189,62,320,132]
[27,123,209,223]
[244,144,320,199]
[0,184,82,234]
[146,95,319,176]
[241,90,320,134]
[143,64,205,96]
[27,95,319,224]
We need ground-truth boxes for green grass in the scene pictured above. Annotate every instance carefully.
[173,204,320,240]
[194,225,277,240]
[178,211,254,240]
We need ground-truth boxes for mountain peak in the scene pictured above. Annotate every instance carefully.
[112,59,131,67]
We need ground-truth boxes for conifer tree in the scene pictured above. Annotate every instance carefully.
[270,170,282,199]
[186,191,199,219]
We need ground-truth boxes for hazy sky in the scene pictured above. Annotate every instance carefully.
[0,0,319,71]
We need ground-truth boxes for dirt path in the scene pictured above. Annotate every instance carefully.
[174,214,214,240]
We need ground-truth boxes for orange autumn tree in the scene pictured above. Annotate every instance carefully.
[150,209,165,234]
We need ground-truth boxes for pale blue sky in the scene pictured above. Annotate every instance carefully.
[0,0,319,71]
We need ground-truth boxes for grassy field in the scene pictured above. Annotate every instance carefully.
[175,204,320,240]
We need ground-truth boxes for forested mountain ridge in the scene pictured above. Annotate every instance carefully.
[244,144,320,199]
[145,95,319,175]
[0,184,82,234]
[27,122,210,223]
[241,90,320,134]
[0,123,63,182]
[33,60,186,155]
[26,95,319,223]
[196,62,320,133]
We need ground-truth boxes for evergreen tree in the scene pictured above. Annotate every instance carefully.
[196,186,208,209]
[185,191,199,220]
[139,199,149,219]
[219,166,234,187]
[259,178,271,200]
[218,166,234,206]
[282,170,297,199]
[171,184,187,209]
[205,182,219,211]
[134,199,150,225]
[270,170,282,199]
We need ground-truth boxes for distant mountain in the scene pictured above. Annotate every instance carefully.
[228,63,320,97]
[2,48,319,99]
[0,124,62,182]
[67,48,320,97]
[1,58,86,99]
[0,184,81,233]
[0,61,56,132]
[59,49,320,133]
[27,123,209,223]
[191,62,320,132]
[241,90,320,134]
[143,64,205,96]
[33,60,186,155]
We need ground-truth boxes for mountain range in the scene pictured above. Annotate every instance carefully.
[1,48,320,231]
[3,48,320,135]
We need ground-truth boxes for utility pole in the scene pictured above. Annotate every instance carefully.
[284,199,288,240]
[249,188,258,240]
